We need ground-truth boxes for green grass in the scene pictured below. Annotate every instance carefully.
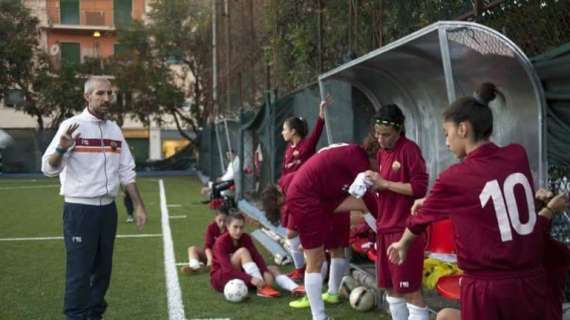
[0,176,388,320]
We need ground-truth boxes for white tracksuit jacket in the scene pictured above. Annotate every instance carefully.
[41,109,136,206]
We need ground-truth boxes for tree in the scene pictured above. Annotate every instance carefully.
[0,1,39,101]
[107,1,216,143]
[111,20,189,138]
[0,1,84,131]
[146,0,213,126]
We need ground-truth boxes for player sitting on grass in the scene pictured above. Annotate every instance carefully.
[181,204,230,274]
[210,212,305,298]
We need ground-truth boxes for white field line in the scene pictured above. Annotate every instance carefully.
[0,234,162,242]
[0,179,40,183]
[0,184,59,190]
[159,179,186,320]
[167,204,182,208]
[169,215,187,219]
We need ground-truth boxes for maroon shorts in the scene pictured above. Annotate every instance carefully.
[325,211,350,249]
[376,231,425,294]
[544,238,570,320]
[460,270,548,320]
[280,205,297,231]
[289,196,340,250]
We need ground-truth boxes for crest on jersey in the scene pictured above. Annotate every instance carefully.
[292,150,300,157]
[392,160,401,171]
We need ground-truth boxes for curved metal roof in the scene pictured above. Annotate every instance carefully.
[319,21,546,185]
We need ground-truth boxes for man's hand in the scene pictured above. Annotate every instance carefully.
[135,206,147,231]
[411,198,426,215]
[59,123,80,150]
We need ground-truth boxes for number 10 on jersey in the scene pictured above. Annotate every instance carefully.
[479,172,537,242]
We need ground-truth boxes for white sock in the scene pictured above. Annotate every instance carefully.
[305,272,327,320]
[287,236,305,269]
[328,258,348,294]
[407,303,429,320]
[327,258,347,295]
[320,260,328,280]
[386,295,409,320]
[275,274,297,292]
[189,258,200,270]
[243,262,262,280]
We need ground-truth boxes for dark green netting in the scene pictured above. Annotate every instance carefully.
[533,43,570,301]
[237,82,376,199]
[197,120,240,180]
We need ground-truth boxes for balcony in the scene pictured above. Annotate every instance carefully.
[46,10,116,31]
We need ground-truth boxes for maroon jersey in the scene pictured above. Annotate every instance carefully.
[277,173,296,228]
[210,233,269,283]
[376,136,428,233]
[204,221,224,250]
[281,117,324,176]
[407,143,549,275]
[287,143,370,207]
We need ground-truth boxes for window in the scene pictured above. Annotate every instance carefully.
[114,0,132,28]
[114,44,129,56]
[61,43,81,65]
[60,0,79,25]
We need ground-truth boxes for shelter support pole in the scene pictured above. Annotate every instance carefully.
[438,27,456,104]
[215,123,226,174]
[319,81,334,144]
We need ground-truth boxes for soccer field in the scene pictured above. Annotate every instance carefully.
[0,176,388,320]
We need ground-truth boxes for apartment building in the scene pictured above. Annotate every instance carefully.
[1,1,193,172]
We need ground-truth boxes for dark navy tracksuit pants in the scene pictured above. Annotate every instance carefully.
[63,202,117,320]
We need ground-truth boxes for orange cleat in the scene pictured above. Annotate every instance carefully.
[257,286,281,298]
[287,268,305,281]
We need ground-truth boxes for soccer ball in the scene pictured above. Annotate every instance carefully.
[349,286,376,312]
[339,275,357,298]
[274,253,292,266]
[224,279,248,303]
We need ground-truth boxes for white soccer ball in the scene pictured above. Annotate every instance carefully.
[349,286,376,312]
[339,275,357,298]
[274,253,292,266]
[223,279,248,303]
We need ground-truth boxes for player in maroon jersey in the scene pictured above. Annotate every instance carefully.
[210,212,304,298]
[284,143,377,320]
[364,104,429,320]
[279,97,331,281]
[181,205,228,274]
[435,187,569,320]
[387,82,569,320]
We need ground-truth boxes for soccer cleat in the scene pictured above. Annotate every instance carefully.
[257,286,281,298]
[289,296,310,308]
[291,285,305,297]
[126,215,134,223]
[321,292,340,304]
[287,268,305,281]
[180,266,195,274]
